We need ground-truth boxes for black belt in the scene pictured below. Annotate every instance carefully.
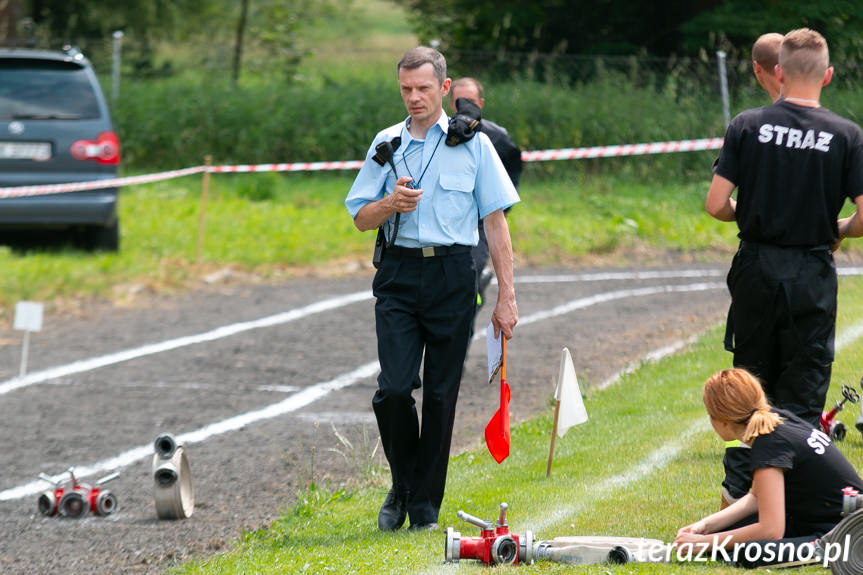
[739,240,830,252]
[386,244,472,258]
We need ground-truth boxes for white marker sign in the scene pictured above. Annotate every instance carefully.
[14,301,43,378]
[14,301,43,332]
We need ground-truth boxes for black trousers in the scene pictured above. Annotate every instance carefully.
[722,241,837,497]
[372,249,475,525]
[724,241,837,426]
[723,514,833,568]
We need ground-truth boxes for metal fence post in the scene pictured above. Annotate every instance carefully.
[716,50,730,129]
[112,30,124,103]
[197,156,212,263]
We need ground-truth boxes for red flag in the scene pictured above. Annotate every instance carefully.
[485,337,510,463]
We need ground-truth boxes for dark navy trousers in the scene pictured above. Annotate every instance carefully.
[372,249,476,525]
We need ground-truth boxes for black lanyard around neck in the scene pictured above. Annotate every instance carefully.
[401,131,444,191]
[386,130,444,247]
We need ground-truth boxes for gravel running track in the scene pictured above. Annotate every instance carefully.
[0,265,731,574]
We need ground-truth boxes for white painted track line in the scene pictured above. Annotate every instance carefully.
[0,290,373,396]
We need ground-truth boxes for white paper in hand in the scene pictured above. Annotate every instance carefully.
[555,348,588,437]
[486,322,502,383]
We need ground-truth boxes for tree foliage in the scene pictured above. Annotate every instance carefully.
[397,0,863,63]
[21,0,204,46]
[398,0,721,57]
[3,0,349,82]
[680,0,863,62]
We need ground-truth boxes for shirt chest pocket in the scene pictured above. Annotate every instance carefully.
[436,172,475,216]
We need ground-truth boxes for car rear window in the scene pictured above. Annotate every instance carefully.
[0,59,101,121]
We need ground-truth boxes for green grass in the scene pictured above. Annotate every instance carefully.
[171,277,863,574]
[510,164,739,263]
[296,0,418,83]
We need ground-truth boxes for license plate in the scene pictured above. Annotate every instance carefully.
[0,141,51,161]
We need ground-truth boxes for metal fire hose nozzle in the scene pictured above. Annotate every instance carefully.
[38,472,63,487]
[96,471,120,486]
[492,534,519,565]
[842,486,863,517]
[457,510,493,530]
[95,490,118,516]
[154,462,179,487]
[154,434,179,459]
[445,527,461,563]
[58,489,90,518]
[37,490,58,516]
[497,502,508,528]
[520,530,535,564]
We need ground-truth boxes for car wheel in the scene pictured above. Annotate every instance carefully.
[86,221,120,252]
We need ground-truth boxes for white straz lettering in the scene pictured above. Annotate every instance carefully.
[806,428,831,455]
[757,124,833,152]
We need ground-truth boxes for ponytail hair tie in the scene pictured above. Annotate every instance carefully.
[736,408,759,424]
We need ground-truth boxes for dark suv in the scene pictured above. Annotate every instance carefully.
[0,47,121,250]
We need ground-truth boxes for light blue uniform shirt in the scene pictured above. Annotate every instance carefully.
[346,111,520,248]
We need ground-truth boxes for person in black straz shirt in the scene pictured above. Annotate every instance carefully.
[676,369,863,554]
[707,28,863,509]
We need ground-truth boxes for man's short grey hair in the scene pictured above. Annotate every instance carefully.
[451,77,484,99]
[398,46,447,85]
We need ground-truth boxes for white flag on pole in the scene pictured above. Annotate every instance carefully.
[554,348,588,438]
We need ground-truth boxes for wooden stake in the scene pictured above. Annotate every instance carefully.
[196,155,212,263]
[546,398,561,477]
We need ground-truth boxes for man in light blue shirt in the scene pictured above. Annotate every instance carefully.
[345,46,519,532]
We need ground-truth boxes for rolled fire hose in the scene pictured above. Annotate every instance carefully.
[535,536,671,565]
[822,509,863,575]
[152,434,194,520]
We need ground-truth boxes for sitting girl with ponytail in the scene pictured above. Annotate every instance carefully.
[675,368,863,550]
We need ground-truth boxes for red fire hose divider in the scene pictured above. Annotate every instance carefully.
[0,137,724,200]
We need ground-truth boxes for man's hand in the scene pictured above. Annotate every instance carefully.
[491,294,517,340]
[388,176,422,213]
[353,176,422,231]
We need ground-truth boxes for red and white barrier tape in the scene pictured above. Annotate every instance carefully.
[210,160,364,174]
[0,166,206,199]
[521,138,724,162]
[0,137,723,199]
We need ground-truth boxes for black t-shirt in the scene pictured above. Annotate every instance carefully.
[750,409,863,536]
[714,100,863,246]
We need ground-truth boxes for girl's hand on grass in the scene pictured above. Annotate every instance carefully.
[674,529,710,546]
[675,519,709,542]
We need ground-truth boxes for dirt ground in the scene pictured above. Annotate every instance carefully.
[0,263,732,574]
